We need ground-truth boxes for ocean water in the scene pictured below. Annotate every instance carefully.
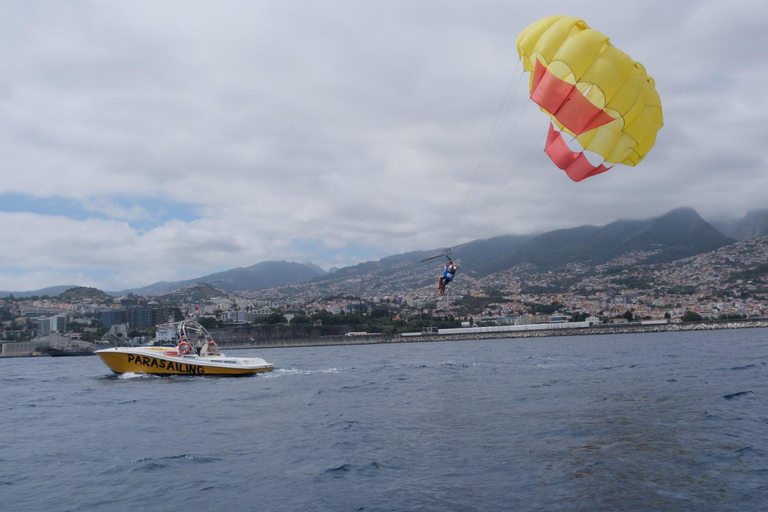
[2,328,768,511]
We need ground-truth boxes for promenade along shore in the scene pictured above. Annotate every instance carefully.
[215,320,768,350]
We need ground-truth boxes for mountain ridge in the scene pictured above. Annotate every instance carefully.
[473,207,733,276]
[0,207,758,298]
[117,260,326,296]
[711,209,768,241]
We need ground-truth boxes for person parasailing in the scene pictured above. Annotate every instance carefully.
[438,259,458,296]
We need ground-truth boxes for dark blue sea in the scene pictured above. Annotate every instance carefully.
[2,329,768,511]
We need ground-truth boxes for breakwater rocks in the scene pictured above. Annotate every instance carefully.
[219,320,768,350]
[394,320,768,344]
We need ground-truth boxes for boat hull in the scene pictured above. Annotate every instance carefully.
[97,348,273,376]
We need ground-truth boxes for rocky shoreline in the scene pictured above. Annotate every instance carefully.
[222,320,768,350]
[389,320,768,344]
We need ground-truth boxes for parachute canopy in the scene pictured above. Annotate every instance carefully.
[517,15,663,181]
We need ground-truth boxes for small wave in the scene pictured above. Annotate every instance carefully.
[325,463,351,477]
[325,420,357,430]
[131,454,221,471]
[321,461,383,479]
[131,457,167,471]
[340,381,377,390]
[530,379,561,388]
[0,377,31,384]
[440,361,475,369]
[165,454,221,463]
[723,391,754,400]
[730,364,758,371]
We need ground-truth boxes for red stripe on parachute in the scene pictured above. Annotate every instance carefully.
[531,61,615,135]
[545,123,612,182]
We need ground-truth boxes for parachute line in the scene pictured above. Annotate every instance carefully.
[450,68,532,246]
[430,15,662,273]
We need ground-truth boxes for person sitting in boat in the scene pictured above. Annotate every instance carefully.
[194,333,220,356]
[192,333,205,355]
[438,259,458,296]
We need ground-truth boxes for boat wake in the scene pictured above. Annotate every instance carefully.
[263,367,345,378]
[118,372,161,380]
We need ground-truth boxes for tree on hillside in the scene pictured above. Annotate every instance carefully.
[527,301,563,315]
[198,317,220,330]
[370,307,391,319]
[263,312,287,325]
[681,311,702,322]
[0,307,13,322]
[568,311,588,322]
[290,315,311,325]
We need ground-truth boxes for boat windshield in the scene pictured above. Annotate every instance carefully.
[177,320,221,356]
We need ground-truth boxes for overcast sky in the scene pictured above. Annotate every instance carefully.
[2,0,767,291]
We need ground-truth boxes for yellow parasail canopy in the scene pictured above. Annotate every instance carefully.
[517,15,663,180]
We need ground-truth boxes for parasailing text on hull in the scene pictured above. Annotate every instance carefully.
[126,354,206,374]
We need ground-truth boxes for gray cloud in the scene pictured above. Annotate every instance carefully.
[1,0,767,290]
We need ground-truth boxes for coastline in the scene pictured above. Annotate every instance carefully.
[220,319,768,350]
[4,320,765,357]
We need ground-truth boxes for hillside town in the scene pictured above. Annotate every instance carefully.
[243,236,768,321]
[2,236,767,356]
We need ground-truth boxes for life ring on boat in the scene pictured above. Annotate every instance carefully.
[208,341,217,349]
[178,341,191,355]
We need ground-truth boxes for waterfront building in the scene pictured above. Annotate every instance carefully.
[109,323,129,337]
[2,340,47,356]
[51,314,67,333]
[99,309,128,328]
[224,311,258,324]
[38,317,51,336]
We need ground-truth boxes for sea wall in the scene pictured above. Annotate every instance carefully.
[217,320,768,350]
[220,334,390,350]
[391,320,768,344]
